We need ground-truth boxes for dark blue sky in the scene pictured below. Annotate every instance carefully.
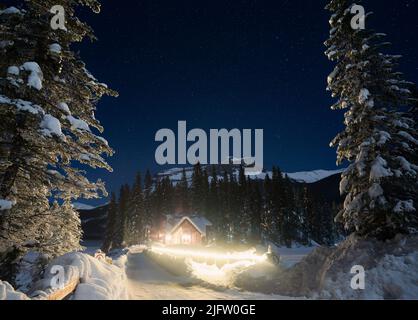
[77,0,418,202]
[6,0,418,203]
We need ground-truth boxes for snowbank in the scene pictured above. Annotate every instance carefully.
[0,281,29,300]
[45,252,128,300]
[319,236,418,299]
[272,234,418,299]
[1,247,129,300]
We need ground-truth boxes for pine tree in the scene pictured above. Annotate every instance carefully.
[302,186,318,243]
[126,172,144,245]
[102,192,117,253]
[319,201,337,246]
[271,167,285,244]
[219,170,232,242]
[325,0,418,239]
[202,168,210,216]
[237,166,251,243]
[262,174,274,242]
[0,1,116,277]
[207,165,219,225]
[143,170,153,240]
[280,175,299,246]
[228,170,241,243]
[191,163,204,214]
[175,168,190,213]
[248,177,263,243]
[51,201,82,255]
[114,185,130,248]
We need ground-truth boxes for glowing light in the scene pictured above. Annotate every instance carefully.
[150,246,267,263]
[187,259,256,287]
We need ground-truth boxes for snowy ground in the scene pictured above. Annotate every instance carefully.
[79,241,314,300]
[0,242,321,300]
[4,239,415,300]
[125,250,295,300]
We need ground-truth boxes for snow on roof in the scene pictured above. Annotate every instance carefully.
[167,215,212,236]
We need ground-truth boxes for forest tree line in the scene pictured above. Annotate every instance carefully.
[102,164,342,252]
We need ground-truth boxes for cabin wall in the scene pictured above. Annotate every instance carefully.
[170,220,203,245]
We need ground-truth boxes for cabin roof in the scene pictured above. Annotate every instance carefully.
[167,215,212,236]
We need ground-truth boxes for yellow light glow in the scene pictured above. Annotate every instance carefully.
[187,259,256,287]
[150,245,267,263]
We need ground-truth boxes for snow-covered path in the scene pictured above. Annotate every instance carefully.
[125,252,292,300]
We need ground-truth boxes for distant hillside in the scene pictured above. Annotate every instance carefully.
[78,204,108,241]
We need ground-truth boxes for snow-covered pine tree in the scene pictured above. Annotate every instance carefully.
[325,0,418,239]
[42,200,82,256]
[0,1,116,261]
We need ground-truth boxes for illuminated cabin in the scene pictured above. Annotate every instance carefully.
[160,215,212,245]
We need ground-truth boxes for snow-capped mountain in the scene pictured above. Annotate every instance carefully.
[157,165,345,185]
[285,169,345,183]
[72,202,97,210]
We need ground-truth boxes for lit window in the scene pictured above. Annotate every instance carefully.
[181,233,192,244]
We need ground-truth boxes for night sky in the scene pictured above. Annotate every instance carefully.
[6,0,418,204]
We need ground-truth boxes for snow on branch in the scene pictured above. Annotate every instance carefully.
[0,199,14,211]
[40,114,63,137]
[21,62,43,90]
[0,7,24,15]
[0,95,44,114]
[370,156,393,181]
[394,200,416,214]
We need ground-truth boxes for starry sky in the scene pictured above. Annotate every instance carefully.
[6,0,418,204]
[78,0,418,202]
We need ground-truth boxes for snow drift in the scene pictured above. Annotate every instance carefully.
[0,281,30,300]
[34,252,128,300]
[270,234,418,299]
[1,251,128,300]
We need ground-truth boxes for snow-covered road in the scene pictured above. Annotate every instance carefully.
[125,252,292,300]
